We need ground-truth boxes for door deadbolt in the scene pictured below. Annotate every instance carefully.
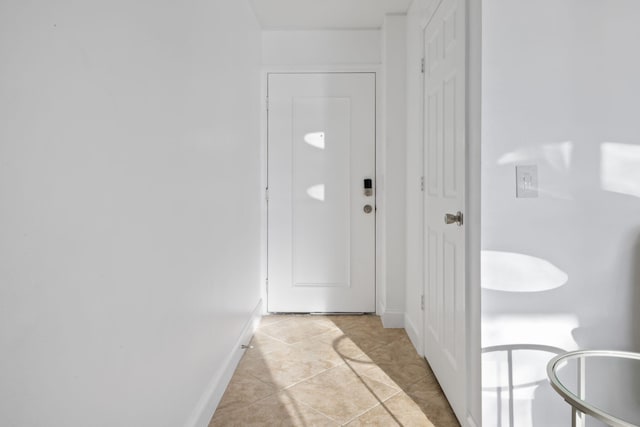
[444,211,463,226]
[363,204,373,214]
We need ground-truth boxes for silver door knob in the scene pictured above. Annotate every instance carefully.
[444,211,463,226]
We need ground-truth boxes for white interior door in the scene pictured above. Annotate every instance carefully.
[267,73,376,313]
[423,0,467,421]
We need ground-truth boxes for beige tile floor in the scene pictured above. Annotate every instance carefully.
[209,314,460,427]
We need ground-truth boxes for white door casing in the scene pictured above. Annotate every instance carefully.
[423,0,467,422]
[267,73,376,313]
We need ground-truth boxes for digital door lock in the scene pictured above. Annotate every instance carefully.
[363,178,373,197]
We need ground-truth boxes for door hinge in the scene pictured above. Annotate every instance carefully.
[420,176,425,192]
[265,278,269,292]
[265,96,269,111]
[421,58,425,74]
[421,295,425,310]
[265,187,269,202]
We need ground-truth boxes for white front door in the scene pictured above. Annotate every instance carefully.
[267,73,376,313]
[423,0,467,421]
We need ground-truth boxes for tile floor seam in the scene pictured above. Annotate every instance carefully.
[288,365,403,425]
[357,371,401,391]
[260,316,288,325]
[244,371,282,393]
[405,372,429,387]
[260,329,334,346]
[280,361,348,392]
[290,388,378,426]
[366,394,406,425]
[255,332,298,346]
[278,390,343,425]
[216,388,289,419]
[338,389,404,426]
[356,379,405,421]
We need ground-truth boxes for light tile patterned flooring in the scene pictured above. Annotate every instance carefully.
[209,314,460,426]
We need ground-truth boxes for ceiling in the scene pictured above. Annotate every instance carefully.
[248,0,413,30]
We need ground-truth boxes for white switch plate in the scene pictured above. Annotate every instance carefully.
[516,165,538,198]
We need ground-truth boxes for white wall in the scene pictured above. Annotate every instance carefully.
[0,1,262,426]
[482,1,640,425]
[262,30,381,66]
[404,0,429,354]
[380,15,407,327]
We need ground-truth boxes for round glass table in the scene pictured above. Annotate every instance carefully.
[547,350,640,427]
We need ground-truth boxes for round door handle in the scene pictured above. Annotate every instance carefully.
[363,205,373,214]
[444,211,463,226]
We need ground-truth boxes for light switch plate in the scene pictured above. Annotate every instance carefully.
[516,165,538,198]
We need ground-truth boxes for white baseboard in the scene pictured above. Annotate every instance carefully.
[376,300,385,317]
[381,310,405,328]
[404,313,422,355]
[186,299,263,427]
[466,414,480,427]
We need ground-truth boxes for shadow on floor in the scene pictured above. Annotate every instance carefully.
[209,314,459,426]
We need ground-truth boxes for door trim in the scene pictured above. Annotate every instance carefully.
[260,67,381,314]
[465,0,482,424]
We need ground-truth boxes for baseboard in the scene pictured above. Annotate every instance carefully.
[404,313,422,355]
[465,414,480,427]
[185,299,263,427]
[377,300,385,317]
[381,310,405,328]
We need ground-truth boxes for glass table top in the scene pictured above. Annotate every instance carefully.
[547,350,640,427]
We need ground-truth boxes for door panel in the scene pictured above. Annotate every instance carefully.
[423,0,467,421]
[292,97,350,288]
[268,73,375,313]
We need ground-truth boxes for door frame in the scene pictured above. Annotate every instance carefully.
[260,66,382,314]
[416,0,482,426]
